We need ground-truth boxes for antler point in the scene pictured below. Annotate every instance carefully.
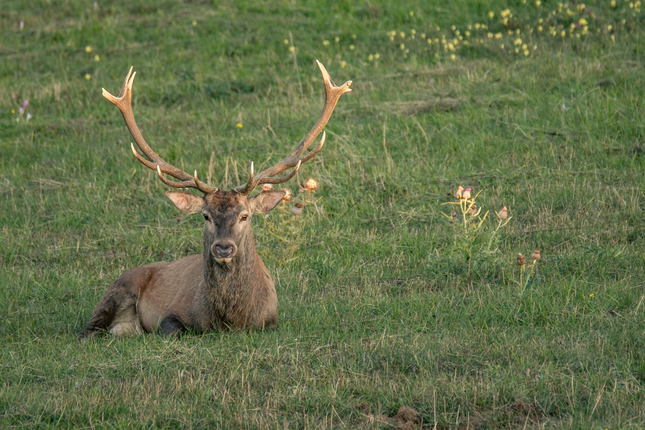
[128,71,137,88]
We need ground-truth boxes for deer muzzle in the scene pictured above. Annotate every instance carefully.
[213,241,237,264]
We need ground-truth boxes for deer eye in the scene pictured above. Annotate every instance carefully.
[240,214,249,222]
[203,214,210,222]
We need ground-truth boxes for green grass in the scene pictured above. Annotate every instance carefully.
[2,0,645,428]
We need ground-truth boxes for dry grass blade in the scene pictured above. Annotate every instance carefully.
[385,98,462,115]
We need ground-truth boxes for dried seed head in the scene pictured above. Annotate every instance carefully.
[462,188,472,200]
[531,249,541,262]
[517,253,526,266]
[455,185,464,199]
[260,183,274,191]
[281,188,293,202]
[498,205,508,220]
[300,178,318,192]
[467,204,477,216]
[291,202,304,216]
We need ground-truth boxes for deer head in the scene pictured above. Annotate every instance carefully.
[101,62,352,266]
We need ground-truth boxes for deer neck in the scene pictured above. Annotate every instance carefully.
[203,229,260,303]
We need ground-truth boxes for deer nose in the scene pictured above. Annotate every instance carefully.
[214,243,236,258]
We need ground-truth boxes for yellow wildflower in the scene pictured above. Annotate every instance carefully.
[85,46,92,53]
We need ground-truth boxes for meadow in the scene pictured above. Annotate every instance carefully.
[2,0,645,428]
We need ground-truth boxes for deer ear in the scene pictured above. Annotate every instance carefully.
[165,190,205,214]
[249,190,286,214]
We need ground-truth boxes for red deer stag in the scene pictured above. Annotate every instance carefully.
[79,61,352,337]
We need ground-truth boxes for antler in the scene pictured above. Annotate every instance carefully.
[235,60,352,194]
[102,67,217,194]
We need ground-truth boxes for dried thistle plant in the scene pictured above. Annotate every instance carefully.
[441,186,513,286]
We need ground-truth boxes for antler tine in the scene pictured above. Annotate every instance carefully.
[235,60,351,194]
[104,67,217,194]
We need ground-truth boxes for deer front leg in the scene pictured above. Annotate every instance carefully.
[158,315,187,337]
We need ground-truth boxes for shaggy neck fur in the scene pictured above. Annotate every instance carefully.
[203,228,259,328]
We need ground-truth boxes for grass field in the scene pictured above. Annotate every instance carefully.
[2,0,645,428]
